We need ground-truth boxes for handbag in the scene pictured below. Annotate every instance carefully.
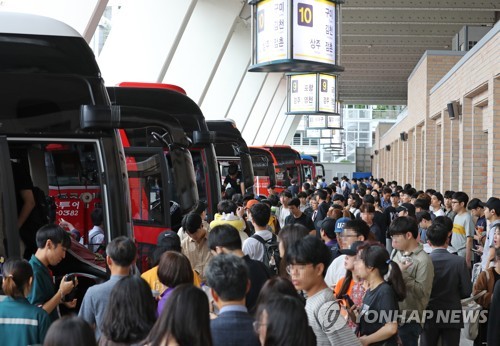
[461,290,487,340]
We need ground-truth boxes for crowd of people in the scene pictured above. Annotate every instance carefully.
[2,175,500,345]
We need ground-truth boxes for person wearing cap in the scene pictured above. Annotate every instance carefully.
[141,230,201,297]
[396,203,416,218]
[334,240,366,330]
[477,197,500,270]
[324,219,371,288]
[451,191,475,268]
[285,198,315,234]
[390,191,400,208]
[388,217,434,346]
[320,218,340,261]
[224,163,244,194]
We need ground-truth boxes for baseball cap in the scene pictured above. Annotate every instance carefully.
[157,230,181,250]
[245,199,260,210]
[335,217,351,233]
[340,240,364,256]
[467,198,483,210]
[396,203,416,217]
[479,197,500,214]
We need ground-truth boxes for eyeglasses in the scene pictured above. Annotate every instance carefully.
[339,233,358,238]
[253,321,267,333]
[286,263,313,275]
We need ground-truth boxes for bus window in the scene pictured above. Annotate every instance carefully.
[44,142,103,244]
[125,151,167,225]
[191,150,208,203]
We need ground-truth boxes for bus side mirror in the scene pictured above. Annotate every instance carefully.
[193,131,216,144]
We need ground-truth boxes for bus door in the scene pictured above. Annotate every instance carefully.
[296,160,314,185]
[315,164,325,179]
[124,147,171,272]
[250,151,276,197]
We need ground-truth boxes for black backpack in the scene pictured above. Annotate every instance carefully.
[252,233,281,276]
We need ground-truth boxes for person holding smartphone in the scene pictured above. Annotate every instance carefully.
[334,240,366,330]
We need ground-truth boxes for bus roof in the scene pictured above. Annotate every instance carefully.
[0,12,80,37]
[0,13,100,77]
[108,86,208,133]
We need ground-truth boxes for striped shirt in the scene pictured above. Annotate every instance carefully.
[305,288,361,346]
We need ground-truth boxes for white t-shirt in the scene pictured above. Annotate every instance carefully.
[325,254,347,288]
[242,229,273,262]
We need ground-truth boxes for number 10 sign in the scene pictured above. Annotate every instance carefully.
[248,0,343,73]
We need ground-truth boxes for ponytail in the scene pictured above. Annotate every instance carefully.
[336,270,353,299]
[1,258,33,298]
[386,260,407,301]
[358,243,407,301]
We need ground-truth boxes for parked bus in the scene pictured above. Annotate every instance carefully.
[249,147,277,197]
[252,145,314,193]
[300,154,325,181]
[107,83,220,220]
[206,120,254,195]
[0,13,196,301]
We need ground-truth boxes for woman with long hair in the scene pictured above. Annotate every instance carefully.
[277,224,310,277]
[334,241,366,330]
[145,284,212,346]
[99,276,156,345]
[354,243,406,346]
[0,258,51,346]
[255,294,315,346]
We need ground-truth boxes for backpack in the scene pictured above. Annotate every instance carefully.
[252,233,281,276]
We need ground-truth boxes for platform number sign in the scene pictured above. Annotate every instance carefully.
[297,3,313,27]
[321,78,328,92]
[255,0,288,64]
[293,0,336,64]
[292,80,299,93]
[258,10,265,32]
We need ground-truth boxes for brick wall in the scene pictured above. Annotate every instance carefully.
[372,25,499,199]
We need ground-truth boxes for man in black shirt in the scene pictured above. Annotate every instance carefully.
[207,224,271,313]
[285,198,315,234]
[224,164,244,194]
